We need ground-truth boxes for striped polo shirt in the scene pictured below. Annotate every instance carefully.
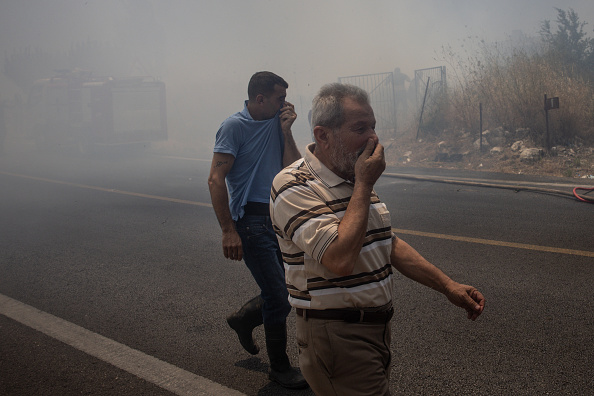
[270,144,395,310]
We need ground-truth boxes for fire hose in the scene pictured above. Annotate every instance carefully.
[383,172,594,204]
[573,187,594,203]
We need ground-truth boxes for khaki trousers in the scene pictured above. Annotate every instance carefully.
[296,314,392,396]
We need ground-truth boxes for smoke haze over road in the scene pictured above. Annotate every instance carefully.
[1,0,592,152]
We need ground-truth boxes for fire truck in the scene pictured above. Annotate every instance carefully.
[26,70,167,153]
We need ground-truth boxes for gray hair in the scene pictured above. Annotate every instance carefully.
[310,83,369,131]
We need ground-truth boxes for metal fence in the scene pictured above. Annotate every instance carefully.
[413,66,447,136]
[337,67,447,135]
[413,66,447,107]
[338,72,397,134]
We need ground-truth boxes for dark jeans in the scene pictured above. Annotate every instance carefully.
[235,214,291,326]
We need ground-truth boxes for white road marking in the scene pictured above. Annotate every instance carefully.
[0,293,246,396]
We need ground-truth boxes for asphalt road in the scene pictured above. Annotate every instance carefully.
[1,148,593,395]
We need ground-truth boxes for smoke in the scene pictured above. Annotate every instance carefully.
[1,0,593,155]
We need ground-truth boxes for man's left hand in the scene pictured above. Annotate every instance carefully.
[280,101,297,133]
[444,282,485,321]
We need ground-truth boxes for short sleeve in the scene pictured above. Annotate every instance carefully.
[271,173,340,263]
[213,118,243,157]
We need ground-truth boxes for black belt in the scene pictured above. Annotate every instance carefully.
[296,307,393,323]
[243,202,269,216]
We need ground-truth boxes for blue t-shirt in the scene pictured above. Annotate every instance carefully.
[213,101,284,220]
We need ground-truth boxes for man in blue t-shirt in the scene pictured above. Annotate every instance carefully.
[207,71,305,389]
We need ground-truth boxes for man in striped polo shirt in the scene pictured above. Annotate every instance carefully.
[270,83,485,395]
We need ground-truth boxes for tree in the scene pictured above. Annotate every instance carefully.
[540,8,594,81]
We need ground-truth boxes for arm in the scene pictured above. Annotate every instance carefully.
[390,237,485,320]
[320,139,385,276]
[207,152,243,261]
[280,101,301,166]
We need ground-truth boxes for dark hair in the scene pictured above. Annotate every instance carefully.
[247,71,288,100]
[311,83,369,130]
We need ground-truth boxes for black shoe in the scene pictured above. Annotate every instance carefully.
[226,315,259,355]
[226,295,264,355]
[265,322,309,389]
[269,366,309,390]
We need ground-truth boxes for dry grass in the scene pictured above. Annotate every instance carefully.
[389,36,594,179]
[432,40,594,147]
[384,131,594,179]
